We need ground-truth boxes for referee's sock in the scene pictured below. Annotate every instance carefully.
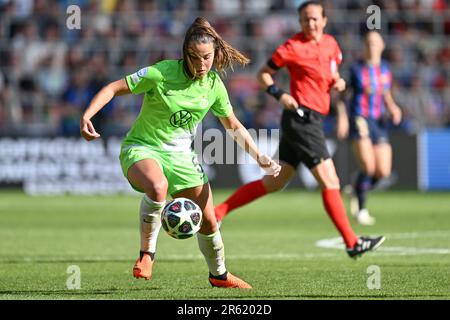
[215,179,267,221]
[322,189,359,248]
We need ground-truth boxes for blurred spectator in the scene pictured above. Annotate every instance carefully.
[396,76,446,130]
[60,66,92,136]
[13,0,33,18]
[14,19,67,96]
[0,70,6,127]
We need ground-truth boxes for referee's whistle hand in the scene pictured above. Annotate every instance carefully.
[332,78,346,92]
[280,94,298,111]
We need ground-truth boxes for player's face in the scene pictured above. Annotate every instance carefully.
[299,4,327,40]
[187,42,215,78]
[364,32,385,60]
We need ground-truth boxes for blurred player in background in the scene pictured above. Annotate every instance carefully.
[215,1,385,258]
[80,17,280,288]
[337,31,402,225]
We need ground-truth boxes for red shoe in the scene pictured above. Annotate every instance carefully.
[133,252,154,280]
[209,272,252,289]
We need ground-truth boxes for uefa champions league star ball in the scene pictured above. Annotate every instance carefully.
[161,198,203,239]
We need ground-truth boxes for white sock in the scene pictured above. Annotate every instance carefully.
[140,195,165,254]
[197,231,226,276]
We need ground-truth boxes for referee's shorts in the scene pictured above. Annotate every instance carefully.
[277,107,330,170]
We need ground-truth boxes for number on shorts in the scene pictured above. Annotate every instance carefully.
[192,156,204,174]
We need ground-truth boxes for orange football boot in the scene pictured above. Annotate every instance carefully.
[133,252,154,280]
[209,272,252,289]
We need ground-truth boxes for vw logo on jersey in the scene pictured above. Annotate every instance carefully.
[170,110,193,128]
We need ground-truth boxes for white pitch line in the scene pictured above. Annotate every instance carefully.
[6,252,340,264]
[315,232,450,255]
[384,230,450,239]
[378,247,450,255]
[3,231,449,264]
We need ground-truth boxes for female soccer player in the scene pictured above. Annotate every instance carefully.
[214,1,385,258]
[80,17,281,288]
[342,31,402,225]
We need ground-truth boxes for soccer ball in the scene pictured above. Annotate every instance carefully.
[161,197,202,239]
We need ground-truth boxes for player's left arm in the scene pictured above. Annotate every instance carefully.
[218,113,281,177]
[332,72,346,92]
[384,90,402,125]
[330,60,347,138]
[331,39,346,92]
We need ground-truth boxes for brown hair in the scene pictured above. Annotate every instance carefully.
[182,17,250,79]
[297,1,326,17]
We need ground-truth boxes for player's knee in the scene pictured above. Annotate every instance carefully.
[264,179,287,193]
[199,214,218,234]
[321,176,341,190]
[266,184,282,193]
[143,179,168,200]
[153,180,168,197]
[362,165,376,176]
[375,169,390,179]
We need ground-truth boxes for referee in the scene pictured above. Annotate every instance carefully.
[215,1,385,258]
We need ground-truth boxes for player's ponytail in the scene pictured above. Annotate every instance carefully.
[183,17,250,79]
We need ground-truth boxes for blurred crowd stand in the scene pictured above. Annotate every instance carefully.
[0,0,448,137]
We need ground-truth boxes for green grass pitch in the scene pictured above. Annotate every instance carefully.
[0,190,449,300]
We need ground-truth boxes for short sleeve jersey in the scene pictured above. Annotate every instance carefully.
[123,60,232,152]
[271,32,342,115]
[348,60,392,120]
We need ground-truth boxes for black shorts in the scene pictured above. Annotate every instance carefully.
[278,107,330,170]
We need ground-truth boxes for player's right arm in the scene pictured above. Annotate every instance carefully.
[257,64,298,111]
[80,79,130,141]
[384,89,402,125]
